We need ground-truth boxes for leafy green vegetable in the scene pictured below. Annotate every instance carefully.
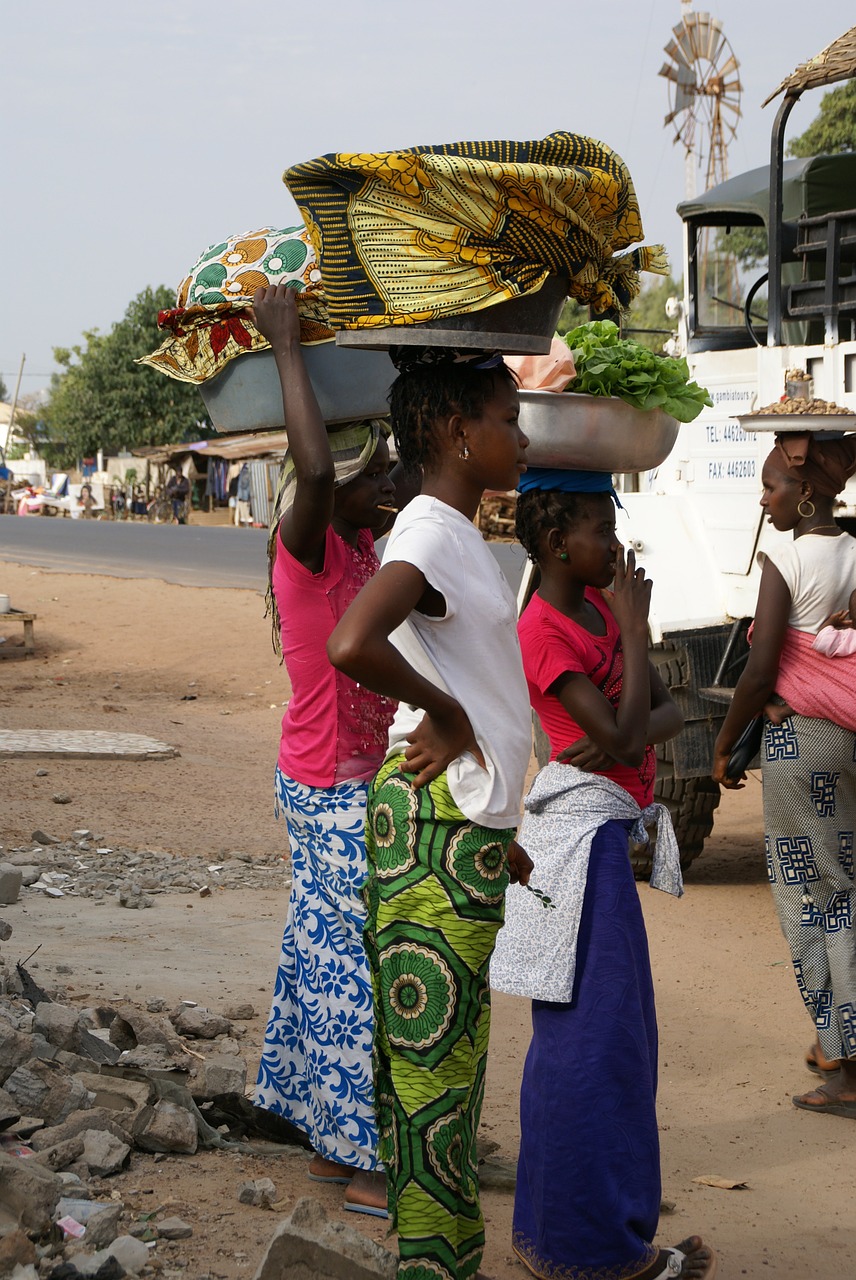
[560,320,713,423]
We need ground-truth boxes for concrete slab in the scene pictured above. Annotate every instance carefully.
[0,730,178,760]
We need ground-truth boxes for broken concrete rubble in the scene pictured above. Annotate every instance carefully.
[2,1059,94,1126]
[238,1178,278,1208]
[0,1149,63,1234]
[252,1197,398,1280]
[0,835,289,903]
[133,1099,198,1155]
[170,1005,231,1040]
[0,866,22,907]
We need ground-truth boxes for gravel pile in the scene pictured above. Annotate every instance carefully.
[0,832,291,908]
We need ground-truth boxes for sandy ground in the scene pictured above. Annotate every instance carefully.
[0,556,852,1280]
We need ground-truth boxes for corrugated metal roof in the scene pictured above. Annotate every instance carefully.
[132,430,290,464]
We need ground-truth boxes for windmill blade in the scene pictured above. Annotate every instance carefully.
[671,20,699,64]
[690,13,711,62]
[664,35,693,70]
[718,53,740,81]
[703,16,727,64]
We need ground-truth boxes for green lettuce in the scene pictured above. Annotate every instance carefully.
[560,320,713,423]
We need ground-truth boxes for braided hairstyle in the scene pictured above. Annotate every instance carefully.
[515,489,590,563]
[389,363,517,475]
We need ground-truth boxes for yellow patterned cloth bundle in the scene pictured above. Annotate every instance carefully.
[139,226,335,385]
[285,132,668,331]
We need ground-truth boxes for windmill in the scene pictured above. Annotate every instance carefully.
[660,3,743,324]
[659,2,742,197]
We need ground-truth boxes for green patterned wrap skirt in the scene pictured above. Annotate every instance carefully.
[364,754,515,1280]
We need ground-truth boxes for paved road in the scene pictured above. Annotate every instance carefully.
[0,515,530,594]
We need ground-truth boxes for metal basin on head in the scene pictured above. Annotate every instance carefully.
[334,274,570,355]
[199,345,395,432]
[519,391,679,472]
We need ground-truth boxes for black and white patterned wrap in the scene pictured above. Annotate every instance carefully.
[762,713,856,1061]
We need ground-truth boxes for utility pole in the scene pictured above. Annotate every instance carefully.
[2,352,25,465]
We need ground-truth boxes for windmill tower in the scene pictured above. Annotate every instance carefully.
[660,2,742,322]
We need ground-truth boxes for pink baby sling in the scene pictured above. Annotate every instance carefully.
[775,626,856,731]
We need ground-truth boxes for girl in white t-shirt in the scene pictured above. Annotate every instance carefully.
[328,348,533,1280]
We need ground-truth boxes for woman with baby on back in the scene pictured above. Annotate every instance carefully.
[713,430,856,1118]
[327,345,535,1280]
[251,282,413,1216]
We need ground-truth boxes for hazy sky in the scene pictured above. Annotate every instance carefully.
[1,1,846,397]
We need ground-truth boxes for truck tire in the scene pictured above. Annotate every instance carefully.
[634,644,721,878]
[531,644,722,880]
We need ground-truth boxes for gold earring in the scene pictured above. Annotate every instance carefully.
[798,498,816,518]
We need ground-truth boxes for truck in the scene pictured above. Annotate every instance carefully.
[617,29,856,870]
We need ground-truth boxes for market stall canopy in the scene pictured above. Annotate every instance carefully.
[762,25,856,106]
[132,431,290,465]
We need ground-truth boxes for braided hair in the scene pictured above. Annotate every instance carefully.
[515,489,590,563]
[389,363,517,475]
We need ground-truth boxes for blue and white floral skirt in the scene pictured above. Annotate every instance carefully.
[255,768,380,1169]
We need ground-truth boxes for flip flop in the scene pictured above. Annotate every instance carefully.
[653,1239,718,1279]
[306,1157,356,1184]
[343,1200,389,1219]
[793,1085,856,1118]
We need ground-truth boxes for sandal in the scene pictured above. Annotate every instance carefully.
[306,1153,356,1184]
[654,1238,717,1278]
[343,1169,389,1218]
[793,1084,856,1118]
[805,1043,841,1079]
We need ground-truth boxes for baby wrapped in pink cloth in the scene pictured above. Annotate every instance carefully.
[813,588,856,657]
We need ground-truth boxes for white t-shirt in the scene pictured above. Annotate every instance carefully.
[759,532,856,632]
[381,494,531,828]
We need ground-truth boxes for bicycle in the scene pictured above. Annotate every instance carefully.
[146,487,189,524]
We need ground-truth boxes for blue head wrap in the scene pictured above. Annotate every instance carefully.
[517,466,622,506]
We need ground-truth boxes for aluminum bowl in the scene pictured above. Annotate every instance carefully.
[199,345,395,432]
[519,391,679,472]
[334,274,569,355]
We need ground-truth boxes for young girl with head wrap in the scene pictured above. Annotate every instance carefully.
[252,284,406,1215]
[713,431,856,1116]
[490,467,717,1280]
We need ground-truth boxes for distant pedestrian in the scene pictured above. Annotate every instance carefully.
[235,464,252,527]
[165,468,190,523]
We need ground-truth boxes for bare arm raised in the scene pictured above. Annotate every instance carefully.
[252,284,334,571]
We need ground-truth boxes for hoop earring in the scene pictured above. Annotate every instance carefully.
[798,498,816,518]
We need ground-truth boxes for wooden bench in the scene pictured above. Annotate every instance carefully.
[0,609,36,658]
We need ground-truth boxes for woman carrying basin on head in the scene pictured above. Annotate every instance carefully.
[713,430,856,1117]
[252,283,411,1215]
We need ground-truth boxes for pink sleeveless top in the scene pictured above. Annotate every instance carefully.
[274,526,394,787]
